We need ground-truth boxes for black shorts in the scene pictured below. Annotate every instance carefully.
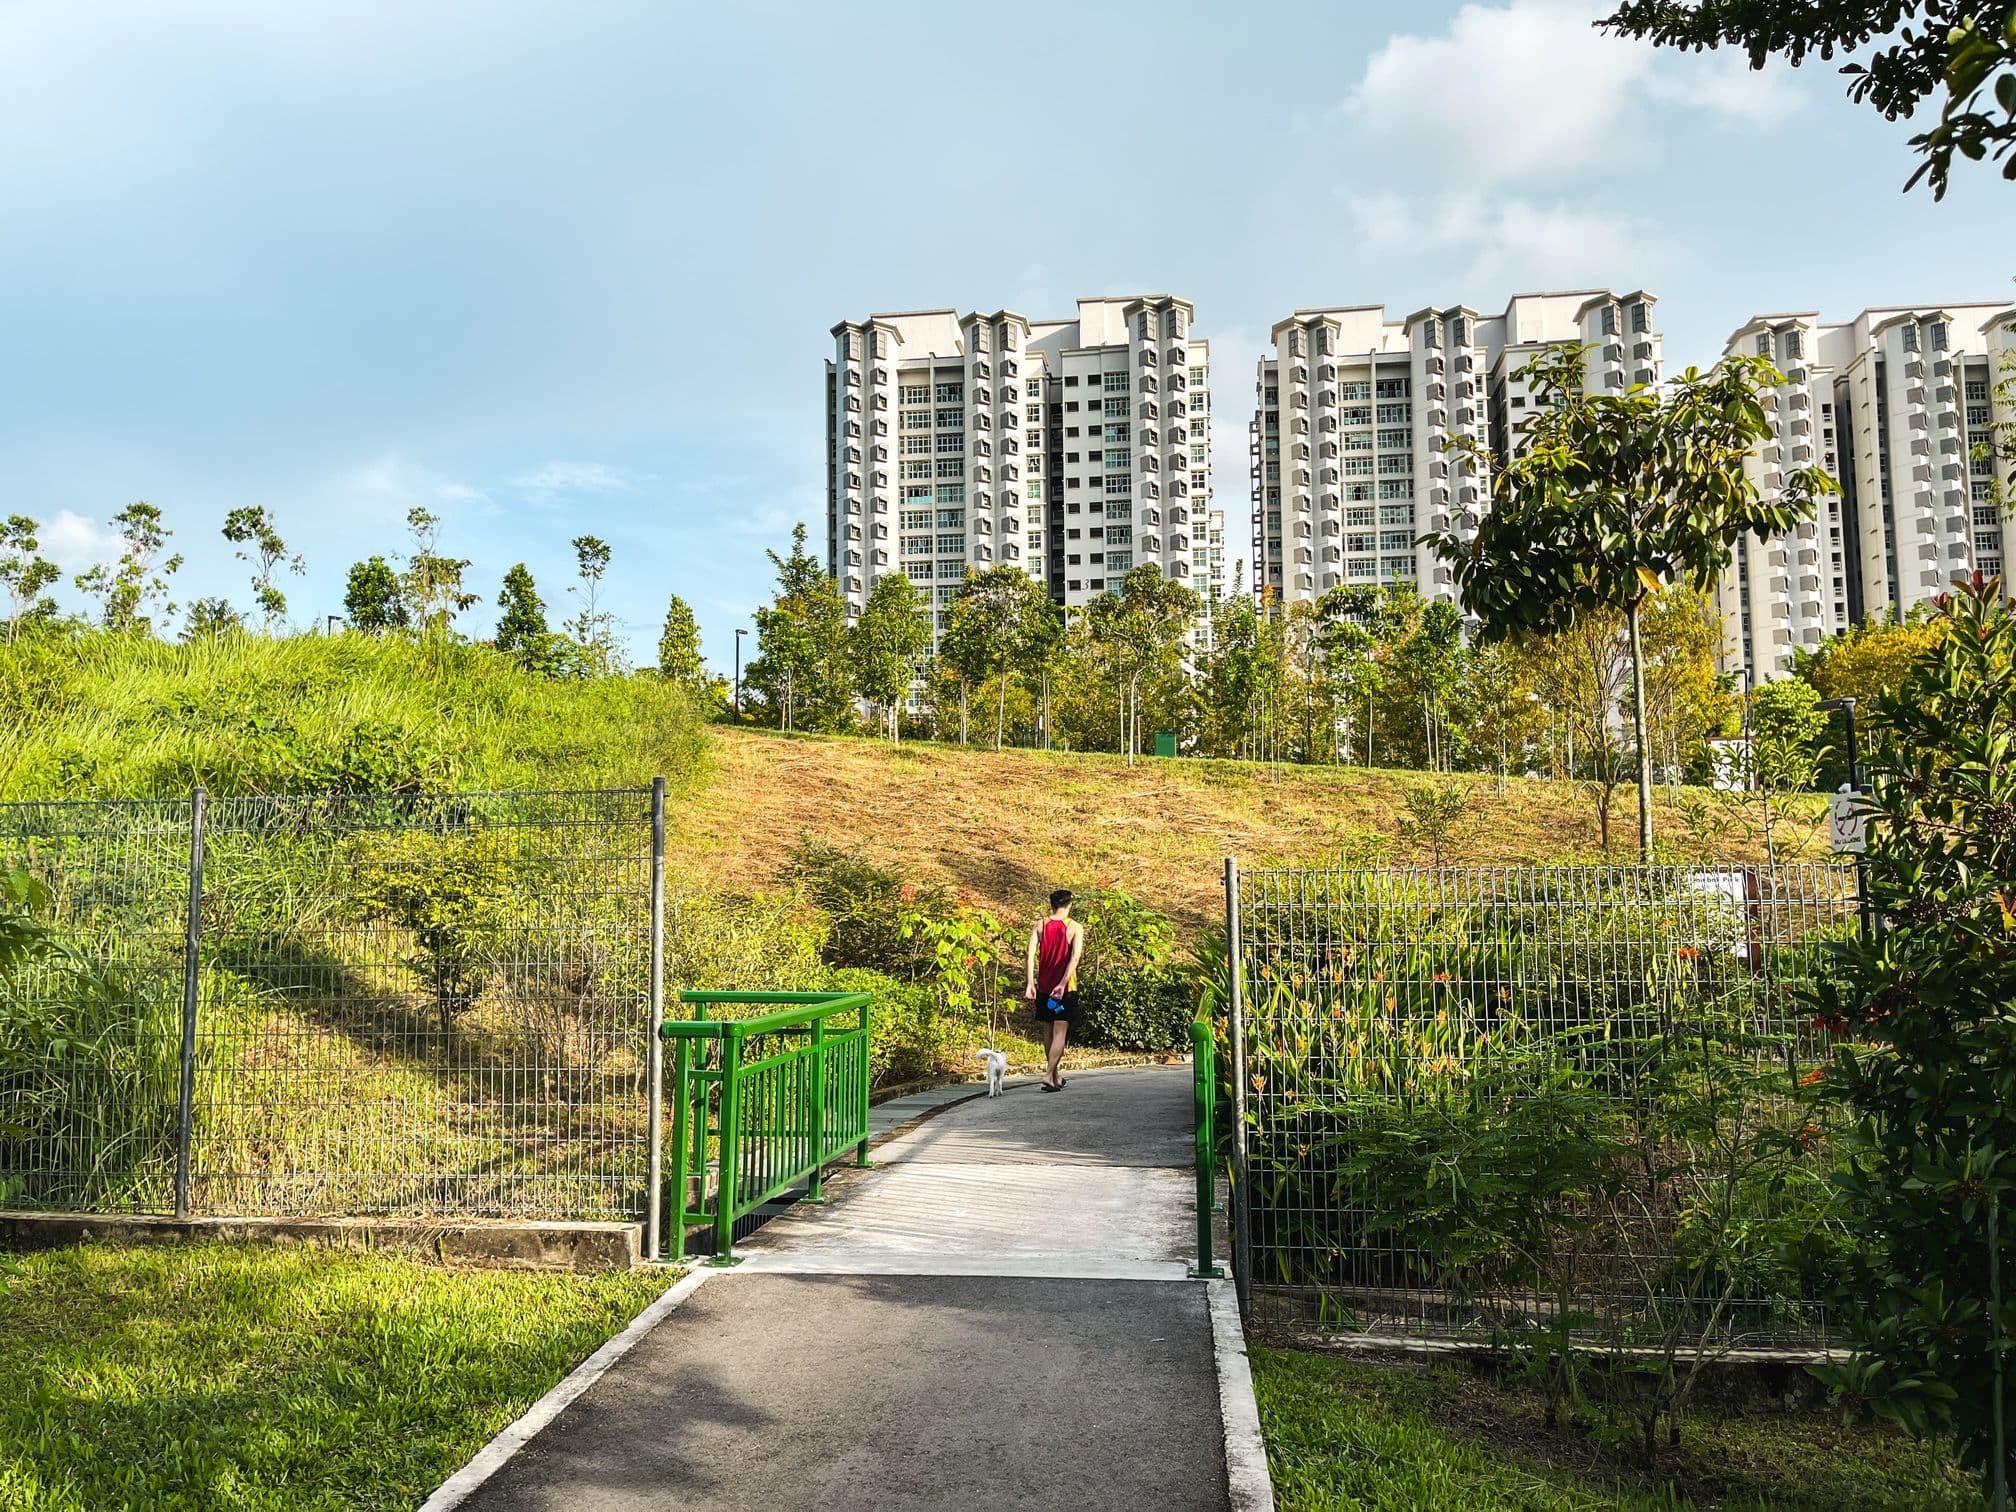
[1033,990,1080,1026]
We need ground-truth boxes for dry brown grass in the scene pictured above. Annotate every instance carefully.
[668,729,1824,935]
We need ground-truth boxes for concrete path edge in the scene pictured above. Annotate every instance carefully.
[1209,1279,1276,1512]
[418,1268,712,1512]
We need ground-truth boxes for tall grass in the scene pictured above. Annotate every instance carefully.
[0,628,706,799]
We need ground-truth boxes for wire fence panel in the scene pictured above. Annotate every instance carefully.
[1232,863,1859,1351]
[3,789,658,1222]
[1,801,191,1212]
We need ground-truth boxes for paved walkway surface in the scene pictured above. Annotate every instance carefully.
[462,1067,1238,1512]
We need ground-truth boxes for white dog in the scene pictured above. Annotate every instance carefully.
[974,1048,1007,1097]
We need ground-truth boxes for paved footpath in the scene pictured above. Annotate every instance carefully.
[448,1067,1264,1512]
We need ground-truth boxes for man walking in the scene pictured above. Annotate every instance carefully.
[1025,889,1084,1092]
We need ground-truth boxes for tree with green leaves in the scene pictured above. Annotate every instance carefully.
[940,565,1051,751]
[220,505,304,629]
[1084,565,1201,764]
[74,501,182,633]
[181,596,244,641]
[1197,575,1280,759]
[400,507,478,636]
[1431,345,1835,855]
[344,556,409,632]
[1805,577,2015,1508]
[849,572,931,740]
[495,563,552,668]
[1015,593,1069,751]
[566,534,617,673]
[0,515,60,640]
[745,522,853,733]
[1601,0,2016,198]
[1744,674,1831,865]
[656,593,710,697]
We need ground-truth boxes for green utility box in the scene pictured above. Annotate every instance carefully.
[1153,730,1177,758]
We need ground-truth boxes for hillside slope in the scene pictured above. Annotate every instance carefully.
[670,729,1821,932]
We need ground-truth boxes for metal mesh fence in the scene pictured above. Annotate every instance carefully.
[2,789,658,1221]
[1230,863,1859,1351]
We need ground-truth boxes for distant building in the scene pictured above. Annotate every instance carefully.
[826,297,1220,638]
[1718,303,2016,680]
[1251,289,1662,605]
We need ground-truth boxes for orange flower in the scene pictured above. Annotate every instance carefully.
[1251,1074,1265,1092]
[1433,970,1452,984]
[1385,994,1397,1012]
[1676,947,1701,962]
[1799,1066,1827,1088]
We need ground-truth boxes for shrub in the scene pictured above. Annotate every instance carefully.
[820,966,958,1087]
[1070,886,1194,1052]
[1808,577,2016,1498]
[782,837,941,976]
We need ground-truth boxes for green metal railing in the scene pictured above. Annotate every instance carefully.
[1190,1017,1224,1279]
[659,990,872,1264]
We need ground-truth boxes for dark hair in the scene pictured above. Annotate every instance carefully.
[1049,888,1073,911]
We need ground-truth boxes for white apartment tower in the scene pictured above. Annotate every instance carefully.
[827,296,1220,636]
[1252,290,1661,605]
[1718,303,2016,681]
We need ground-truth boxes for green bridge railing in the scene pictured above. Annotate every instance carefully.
[1190,1017,1224,1280]
[659,990,872,1264]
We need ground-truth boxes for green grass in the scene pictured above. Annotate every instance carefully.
[1251,1345,1979,1512]
[0,1242,675,1510]
[0,627,704,799]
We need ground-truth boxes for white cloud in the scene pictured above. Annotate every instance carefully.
[40,509,123,572]
[512,461,641,495]
[1343,190,1668,289]
[1339,0,1802,184]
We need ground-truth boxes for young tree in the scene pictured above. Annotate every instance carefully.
[1515,612,1637,852]
[1431,345,1834,856]
[1466,638,1540,793]
[744,522,853,733]
[1798,610,1945,709]
[1640,584,1730,795]
[495,563,551,668]
[220,505,304,629]
[656,593,710,697]
[849,572,931,740]
[1744,676,1830,865]
[344,556,410,632]
[400,507,478,636]
[181,596,244,640]
[74,501,182,632]
[1600,1,2016,199]
[940,565,1049,751]
[1015,594,1069,751]
[1807,577,2016,1508]
[566,534,617,673]
[1084,565,1201,763]
[0,516,59,640]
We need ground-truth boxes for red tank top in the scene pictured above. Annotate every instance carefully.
[1036,918,1075,1000]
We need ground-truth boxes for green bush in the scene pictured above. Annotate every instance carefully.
[782,837,942,976]
[821,966,959,1087]
[1068,886,1194,1051]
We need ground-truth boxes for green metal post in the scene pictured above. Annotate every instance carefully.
[854,995,874,1167]
[709,1031,744,1265]
[1189,1019,1224,1278]
[668,1035,692,1263]
[806,1016,828,1202]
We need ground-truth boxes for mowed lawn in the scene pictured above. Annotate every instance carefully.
[0,1243,674,1511]
[1252,1345,1978,1512]
[673,728,1826,934]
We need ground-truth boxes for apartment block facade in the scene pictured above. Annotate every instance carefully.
[826,296,1221,636]
[1252,290,1661,605]
[1717,304,2016,681]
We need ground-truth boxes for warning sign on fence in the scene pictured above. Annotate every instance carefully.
[1830,786,1868,855]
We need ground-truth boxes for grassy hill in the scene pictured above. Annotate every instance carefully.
[671,728,1822,933]
[0,630,705,800]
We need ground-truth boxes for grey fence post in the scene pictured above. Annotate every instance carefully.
[1224,856,1252,1310]
[173,787,206,1222]
[644,777,667,1261]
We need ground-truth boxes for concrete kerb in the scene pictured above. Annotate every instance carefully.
[417,1268,713,1512]
[1209,1280,1277,1512]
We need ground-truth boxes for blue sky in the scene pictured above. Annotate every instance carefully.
[4,0,2012,669]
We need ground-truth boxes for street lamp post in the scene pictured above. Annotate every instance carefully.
[733,628,747,725]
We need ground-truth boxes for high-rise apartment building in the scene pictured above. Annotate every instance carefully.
[1717,303,2016,681]
[1251,290,1661,605]
[826,296,1220,636]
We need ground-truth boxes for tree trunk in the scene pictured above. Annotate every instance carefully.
[995,674,1007,753]
[1626,597,1654,857]
[959,683,969,747]
[1041,671,1050,752]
